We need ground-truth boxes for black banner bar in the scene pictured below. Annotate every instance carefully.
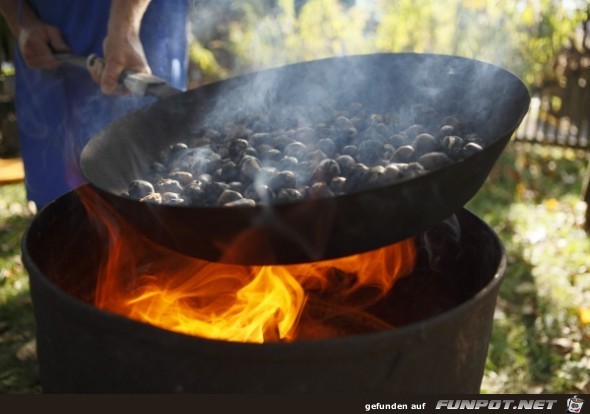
[0,393,587,414]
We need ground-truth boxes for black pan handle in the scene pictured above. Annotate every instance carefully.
[55,53,181,100]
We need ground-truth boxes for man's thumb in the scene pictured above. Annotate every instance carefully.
[46,26,70,53]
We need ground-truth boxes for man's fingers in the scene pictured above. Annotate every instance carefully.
[87,54,105,84]
[43,26,69,68]
[101,59,126,95]
[18,24,70,69]
[88,55,125,95]
[22,43,60,69]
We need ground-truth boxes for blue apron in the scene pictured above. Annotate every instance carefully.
[14,0,188,209]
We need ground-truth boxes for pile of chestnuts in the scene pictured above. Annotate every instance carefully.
[126,102,486,207]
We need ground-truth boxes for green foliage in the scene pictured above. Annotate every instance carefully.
[468,143,590,393]
[189,40,229,83]
[191,0,587,91]
[0,184,39,393]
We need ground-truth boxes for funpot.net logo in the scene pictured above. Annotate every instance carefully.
[567,395,584,414]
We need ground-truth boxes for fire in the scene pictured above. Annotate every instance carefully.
[80,187,416,343]
[120,264,305,342]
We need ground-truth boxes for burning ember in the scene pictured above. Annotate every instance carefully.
[79,187,416,343]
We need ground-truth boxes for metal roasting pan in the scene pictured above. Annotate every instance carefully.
[78,53,530,264]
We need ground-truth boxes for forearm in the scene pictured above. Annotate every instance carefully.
[107,0,151,39]
[0,0,41,39]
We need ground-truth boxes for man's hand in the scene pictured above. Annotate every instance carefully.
[89,0,152,95]
[0,0,70,69]
[89,29,151,95]
[18,21,70,69]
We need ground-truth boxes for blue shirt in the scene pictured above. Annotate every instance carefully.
[14,0,189,208]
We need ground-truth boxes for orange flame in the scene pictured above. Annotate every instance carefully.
[79,187,416,343]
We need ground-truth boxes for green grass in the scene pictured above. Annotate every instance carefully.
[0,184,39,393]
[467,143,590,393]
[0,141,589,394]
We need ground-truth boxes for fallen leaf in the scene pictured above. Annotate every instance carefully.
[551,337,574,351]
[16,339,36,362]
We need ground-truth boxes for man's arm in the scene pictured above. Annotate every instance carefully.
[94,0,152,94]
[0,0,69,68]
